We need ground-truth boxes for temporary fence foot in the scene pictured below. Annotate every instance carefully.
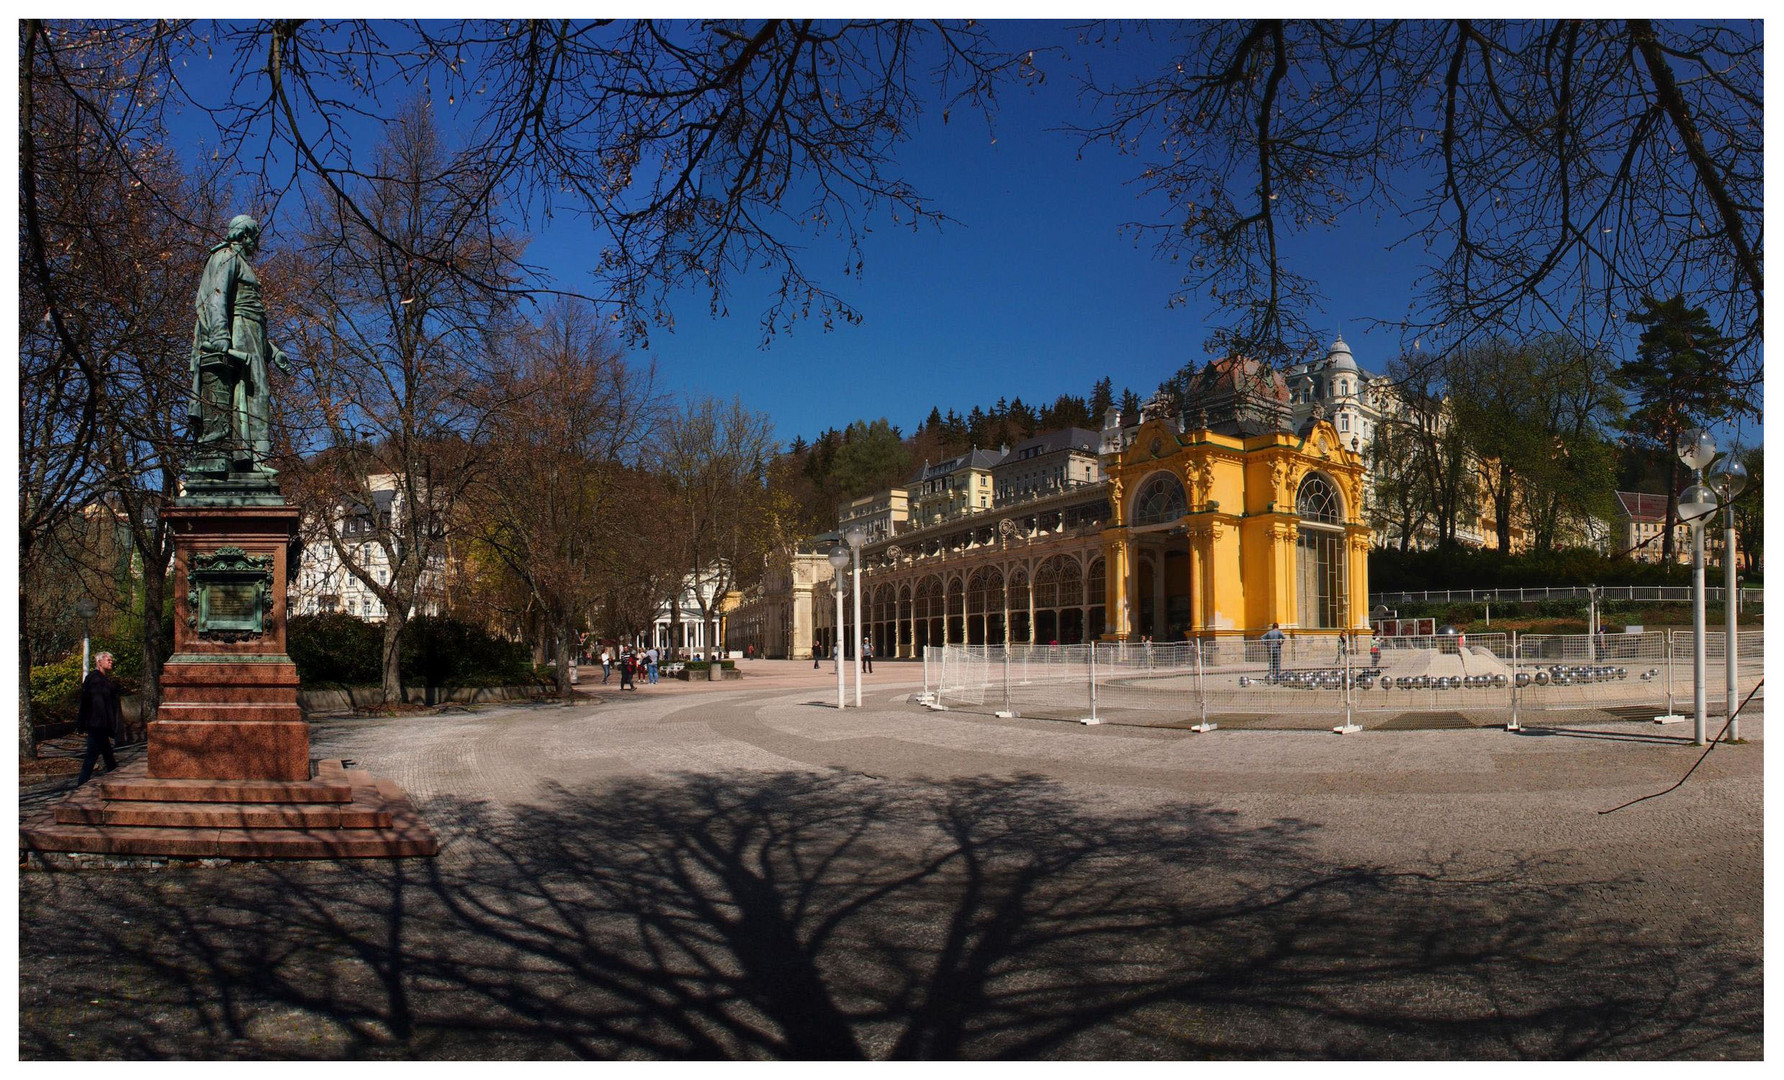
[1078,717,1102,725]
[1189,722,1218,733]
[1505,720,1522,732]
[1332,723,1363,735]
[926,703,949,711]
[994,710,1018,718]
[1652,714,1688,724]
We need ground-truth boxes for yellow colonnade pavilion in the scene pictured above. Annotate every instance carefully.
[727,357,1372,659]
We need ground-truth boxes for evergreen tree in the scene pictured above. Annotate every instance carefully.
[1043,392,1094,431]
[1090,377,1114,422]
[830,418,912,498]
[966,405,988,447]
[1007,396,1038,438]
[942,409,968,454]
[1157,360,1199,416]
[1615,295,1751,561]
[1117,387,1142,420]
[923,405,943,433]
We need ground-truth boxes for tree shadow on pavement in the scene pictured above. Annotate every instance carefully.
[19,770,1761,1059]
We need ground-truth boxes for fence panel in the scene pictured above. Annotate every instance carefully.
[1667,629,1765,705]
[923,630,1747,728]
[1513,633,1671,712]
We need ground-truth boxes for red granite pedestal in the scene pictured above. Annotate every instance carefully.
[22,499,438,861]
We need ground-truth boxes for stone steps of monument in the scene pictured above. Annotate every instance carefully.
[97,770,353,803]
[20,820,438,859]
[54,788,394,829]
[154,685,303,704]
[22,759,437,859]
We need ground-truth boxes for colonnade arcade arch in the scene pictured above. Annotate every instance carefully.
[854,549,1108,657]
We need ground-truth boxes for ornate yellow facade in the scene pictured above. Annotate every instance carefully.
[1100,410,1370,641]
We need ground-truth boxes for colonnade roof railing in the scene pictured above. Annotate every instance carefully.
[1369,585,1762,607]
[861,481,1114,562]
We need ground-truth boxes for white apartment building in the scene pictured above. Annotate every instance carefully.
[992,427,1102,507]
[289,474,444,622]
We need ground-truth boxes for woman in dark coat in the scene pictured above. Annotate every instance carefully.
[76,651,122,785]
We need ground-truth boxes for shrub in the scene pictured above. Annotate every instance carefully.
[1370,545,1693,594]
[27,645,141,729]
[399,614,531,688]
[29,653,85,726]
[286,613,384,686]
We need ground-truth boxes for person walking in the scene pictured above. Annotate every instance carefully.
[75,651,122,785]
[1369,634,1382,669]
[619,649,636,691]
[600,646,612,684]
[645,645,660,684]
[1261,622,1285,683]
[862,636,874,674]
[814,643,822,670]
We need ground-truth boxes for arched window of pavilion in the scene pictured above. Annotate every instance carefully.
[1133,473,1188,527]
[1295,473,1345,629]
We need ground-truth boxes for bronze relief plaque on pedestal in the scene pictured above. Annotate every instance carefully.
[187,547,273,643]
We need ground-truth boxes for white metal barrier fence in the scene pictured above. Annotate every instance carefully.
[919,630,1762,730]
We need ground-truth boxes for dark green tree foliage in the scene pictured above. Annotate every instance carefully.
[1038,392,1094,431]
[285,613,385,686]
[1089,377,1114,422]
[1448,336,1621,554]
[1369,546,1689,595]
[286,613,534,689]
[1118,387,1142,420]
[1614,295,1752,562]
[400,614,532,688]
[1005,397,1039,439]
[829,419,911,498]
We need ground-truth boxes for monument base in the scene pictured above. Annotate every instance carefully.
[147,719,310,781]
[21,759,438,860]
[153,653,307,779]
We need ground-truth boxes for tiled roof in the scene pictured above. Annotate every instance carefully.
[1006,427,1100,457]
[1615,491,1671,522]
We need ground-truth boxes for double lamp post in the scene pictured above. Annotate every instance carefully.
[1673,428,1748,747]
[827,526,866,709]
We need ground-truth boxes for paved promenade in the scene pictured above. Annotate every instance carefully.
[19,659,1762,1059]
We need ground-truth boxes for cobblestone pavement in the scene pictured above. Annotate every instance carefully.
[19,661,1762,1059]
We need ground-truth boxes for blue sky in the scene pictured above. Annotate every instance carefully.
[515,21,1433,446]
[160,18,1754,455]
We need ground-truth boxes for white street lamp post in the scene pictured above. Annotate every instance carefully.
[75,597,98,678]
[1711,455,1748,741]
[827,545,851,709]
[846,526,866,707]
[1676,428,1718,747]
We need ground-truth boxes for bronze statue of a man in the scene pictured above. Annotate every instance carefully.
[189,214,291,476]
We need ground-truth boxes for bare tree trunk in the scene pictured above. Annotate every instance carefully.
[1662,456,1680,563]
[381,616,404,704]
[19,580,37,760]
[1495,461,1513,554]
[555,621,573,697]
